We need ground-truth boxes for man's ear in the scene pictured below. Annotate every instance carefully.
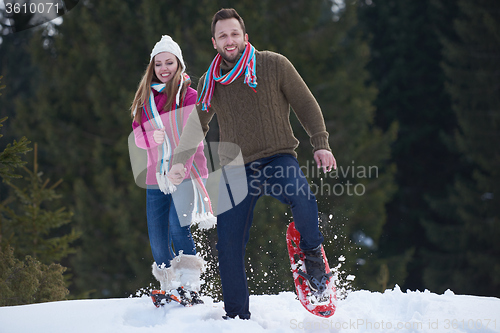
[212,37,217,49]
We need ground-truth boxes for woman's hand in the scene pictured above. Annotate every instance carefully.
[153,129,165,144]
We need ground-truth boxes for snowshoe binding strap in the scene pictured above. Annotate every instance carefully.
[189,290,204,305]
[150,288,191,307]
[298,270,333,296]
[176,286,204,305]
[150,287,203,307]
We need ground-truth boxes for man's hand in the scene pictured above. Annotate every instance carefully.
[314,149,337,173]
[167,163,187,185]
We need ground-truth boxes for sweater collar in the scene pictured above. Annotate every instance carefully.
[220,58,237,73]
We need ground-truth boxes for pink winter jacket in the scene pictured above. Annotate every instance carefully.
[132,86,208,185]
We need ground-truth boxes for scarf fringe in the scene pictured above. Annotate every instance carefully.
[192,212,217,230]
[156,172,177,194]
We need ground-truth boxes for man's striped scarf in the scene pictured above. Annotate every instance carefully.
[197,42,257,111]
[142,76,216,229]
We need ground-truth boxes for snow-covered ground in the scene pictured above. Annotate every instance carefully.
[1,286,499,333]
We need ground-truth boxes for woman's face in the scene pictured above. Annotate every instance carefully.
[154,52,179,83]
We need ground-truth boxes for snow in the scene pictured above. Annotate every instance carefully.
[1,286,499,333]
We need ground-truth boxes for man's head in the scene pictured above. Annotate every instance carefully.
[211,8,248,63]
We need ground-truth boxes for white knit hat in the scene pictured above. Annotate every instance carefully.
[150,35,186,73]
[150,35,186,105]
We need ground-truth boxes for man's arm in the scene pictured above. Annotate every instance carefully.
[279,54,330,152]
[278,54,336,171]
[168,74,215,184]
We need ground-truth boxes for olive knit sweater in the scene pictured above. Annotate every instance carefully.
[172,50,331,166]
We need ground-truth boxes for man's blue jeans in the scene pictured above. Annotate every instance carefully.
[217,154,324,318]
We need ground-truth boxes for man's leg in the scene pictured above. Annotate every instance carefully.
[264,154,324,251]
[264,155,331,293]
[216,164,260,319]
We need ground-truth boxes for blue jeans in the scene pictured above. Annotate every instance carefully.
[146,180,199,267]
[216,154,324,318]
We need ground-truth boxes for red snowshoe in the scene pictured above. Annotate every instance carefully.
[286,222,337,318]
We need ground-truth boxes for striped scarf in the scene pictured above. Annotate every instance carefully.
[142,75,216,229]
[197,42,257,111]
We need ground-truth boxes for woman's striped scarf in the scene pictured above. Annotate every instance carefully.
[142,75,216,229]
[197,42,257,111]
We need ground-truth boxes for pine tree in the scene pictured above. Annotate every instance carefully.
[0,119,31,183]
[422,0,500,296]
[0,116,31,251]
[1,144,80,264]
[357,0,462,291]
[0,6,39,199]
[0,80,32,183]
[0,115,70,306]
[0,246,68,306]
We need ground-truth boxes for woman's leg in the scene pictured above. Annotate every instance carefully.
[146,189,175,267]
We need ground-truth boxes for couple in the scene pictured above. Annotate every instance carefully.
[130,8,337,320]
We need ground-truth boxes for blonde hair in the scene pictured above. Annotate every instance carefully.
[130,55,188,124]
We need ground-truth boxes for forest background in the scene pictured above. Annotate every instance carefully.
[0,0,498,305]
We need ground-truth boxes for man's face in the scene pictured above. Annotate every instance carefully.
[212,18,248,64]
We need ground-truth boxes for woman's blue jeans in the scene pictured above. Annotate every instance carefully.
[216,154,324,319]
[146,180,199,267]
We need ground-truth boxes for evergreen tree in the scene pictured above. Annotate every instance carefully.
[357,0,461,291]
[1,144,80,264]
[0,116,70,306]
[0,7,39,198]
[0,246,68,306]
[422,0,500,296]
[1,119,79,269]
[0,115,31,247]
[0,116,31,182]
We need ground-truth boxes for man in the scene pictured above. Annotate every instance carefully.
[168,8,337,320]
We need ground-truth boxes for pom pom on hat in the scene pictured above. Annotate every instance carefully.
[150,35,186,73]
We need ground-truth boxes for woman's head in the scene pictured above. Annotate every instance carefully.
[130,35,189,122]
[149,35,185,86]
[152,52,180,84]
[150,35,185,73]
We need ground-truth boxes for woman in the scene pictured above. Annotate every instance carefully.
[130,35,215,300]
